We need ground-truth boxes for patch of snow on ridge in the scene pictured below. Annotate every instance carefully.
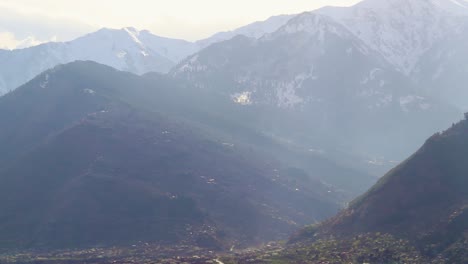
[39,74,49,89]
[116,51,127,59]
[381,94,393,103]
[232,91,252,105]
[399,95,430,112]
[83,88,96,94]
[275,82,304,108]
[123,27,144,46]
[177,55,207,73]
[272,67,320,108]
[296,67,319,81]
[375,94,393,108]
[419,102,431,110]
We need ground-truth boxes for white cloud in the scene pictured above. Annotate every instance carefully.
[0,31,44,49]
[0,0,361,42]
[0,5,95,46]
[0,31,19,49]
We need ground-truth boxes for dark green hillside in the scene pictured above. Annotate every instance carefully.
[289,118,468,263]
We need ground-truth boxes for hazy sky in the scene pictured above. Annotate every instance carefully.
[0,0,361,49]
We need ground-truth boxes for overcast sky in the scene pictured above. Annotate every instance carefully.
[0,0,361,49]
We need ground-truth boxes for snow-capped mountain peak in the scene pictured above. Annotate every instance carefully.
[272,12,351,38]
[65,27,174,75]
[317,0,468,74]
[0,14,295,96]
[352,0,468,16]
[0,27,183,95]
[196,14,294,48]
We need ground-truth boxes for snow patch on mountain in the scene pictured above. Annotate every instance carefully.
[275,82,305,108]
[116,51,127,58]
[241,67,318,108]
[399,95,431,112]
[83,88,96,95]
[378,94,393,107]
[232,91,252,105]
[123,27,144,46]
[39,74,49,89]
[176,55,207,73]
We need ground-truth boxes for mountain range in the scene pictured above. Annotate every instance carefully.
[1,0,467,110]
[0,14,295,96]
[0,0,465,168]
[0,61,371,249]
[172,9,461,167]
[0,0,467,258]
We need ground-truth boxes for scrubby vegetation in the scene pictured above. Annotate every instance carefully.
[221,233,429,264]
[1,232,465,264]
[281,119,468,263]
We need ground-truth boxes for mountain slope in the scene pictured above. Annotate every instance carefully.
[294,117,468,261]
[0,109,335,249]
[317,0,468,74]
[196,14,294,48]
[173,12,460,167]
[315,0,468,110]
[413,18,468,110]
[227,118,468,263]
[0,61,349,249]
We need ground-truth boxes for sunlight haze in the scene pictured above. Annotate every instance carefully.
[0,0,360,48]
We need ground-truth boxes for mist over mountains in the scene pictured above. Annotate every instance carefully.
[288,116,468,263]
[0,14,295,96]
[0,0,467,263]
[0,62,346,248]
[2,0,468,109]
